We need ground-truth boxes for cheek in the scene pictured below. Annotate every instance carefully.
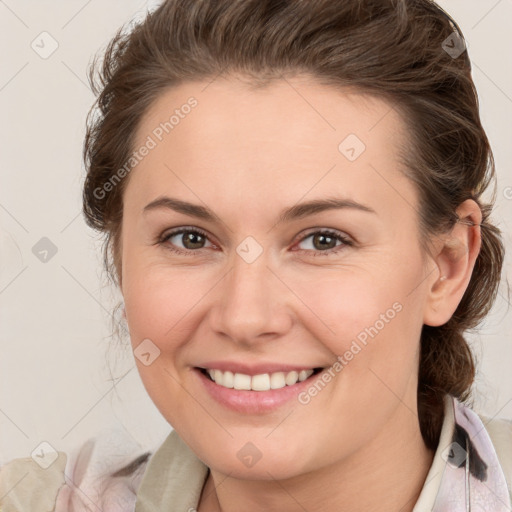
[122,258,206,344]
[287,268,425,449]
[290,264,423,349]
[121,264,202,421]
[123,255,425,357]
[288,266,426,410]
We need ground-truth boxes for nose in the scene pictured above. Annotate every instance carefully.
[208,249,293,346]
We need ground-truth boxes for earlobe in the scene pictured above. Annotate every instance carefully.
[423,199,482,327]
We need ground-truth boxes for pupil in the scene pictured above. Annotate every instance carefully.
[314,233,335,250]
[184,232,204,249]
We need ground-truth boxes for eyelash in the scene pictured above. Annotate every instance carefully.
[156,226,354,257]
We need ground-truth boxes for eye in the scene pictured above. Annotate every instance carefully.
[292,229,353,256]
[157,227,215,255]
[157,226,353,257]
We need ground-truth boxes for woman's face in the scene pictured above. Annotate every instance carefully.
[120,76,437,478]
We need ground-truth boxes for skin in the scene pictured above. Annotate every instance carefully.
[119,75,482,512]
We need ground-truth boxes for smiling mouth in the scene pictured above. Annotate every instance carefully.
[197,367,324,391]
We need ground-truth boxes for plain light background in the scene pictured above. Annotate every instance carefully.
[1,0,511,464]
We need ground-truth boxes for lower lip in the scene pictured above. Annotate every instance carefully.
[194,368,322,414]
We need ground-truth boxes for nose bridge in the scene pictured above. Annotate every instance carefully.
[211,245,291,343]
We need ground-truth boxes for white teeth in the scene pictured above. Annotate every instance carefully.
[270,372,286,389]
[222,370,234,388]
[251,373,270,391]
[285,371,299,386]
[204,368,315,391]
[298,370,309,381]
[233,373,252,390]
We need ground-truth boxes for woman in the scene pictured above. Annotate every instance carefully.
[1,0,511,510]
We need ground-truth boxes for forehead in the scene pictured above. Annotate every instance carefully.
[135,75,407,153]
[127,75,417,223]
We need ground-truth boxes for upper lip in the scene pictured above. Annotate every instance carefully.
[196,361,325,376]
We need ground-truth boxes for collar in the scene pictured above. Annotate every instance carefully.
[135,395,511,511]
[429,394,510,511]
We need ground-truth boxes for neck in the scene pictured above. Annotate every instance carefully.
[198,404,435,512]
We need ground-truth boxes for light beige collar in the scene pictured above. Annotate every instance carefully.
[135,429,208,512]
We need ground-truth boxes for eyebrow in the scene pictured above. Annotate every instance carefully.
[143,196,376,224]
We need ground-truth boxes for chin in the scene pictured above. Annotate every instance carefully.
[192,435,320,480]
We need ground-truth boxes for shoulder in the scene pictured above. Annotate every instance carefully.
[0,429,153,512]
[479,413,512,501]
[0,450,67,511]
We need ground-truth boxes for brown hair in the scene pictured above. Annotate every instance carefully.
[82,0,505,451]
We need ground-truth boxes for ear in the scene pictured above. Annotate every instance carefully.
[423,199,482,327]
